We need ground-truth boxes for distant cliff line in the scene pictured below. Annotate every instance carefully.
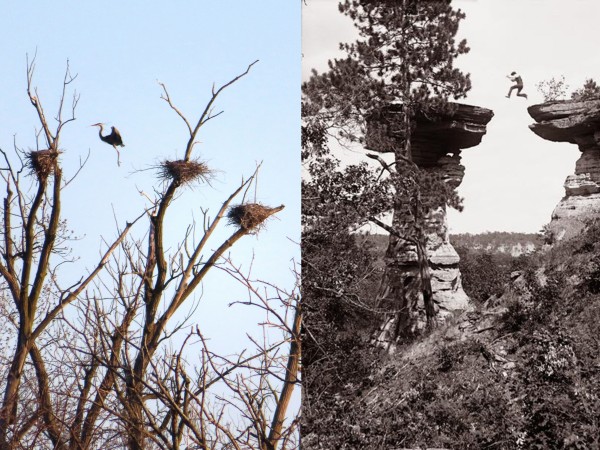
[451,231,541,256]
[362,231,540,257]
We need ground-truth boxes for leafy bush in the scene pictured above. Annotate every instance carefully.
[502,295,531,332]
[536,76,569,101]
[456,247,512,303]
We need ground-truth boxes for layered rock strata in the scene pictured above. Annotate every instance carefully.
[367,103,494,327]
[528,99,600,241]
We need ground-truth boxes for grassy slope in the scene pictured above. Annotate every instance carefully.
[306,224,600,449]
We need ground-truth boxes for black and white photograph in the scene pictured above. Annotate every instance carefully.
[302,1,600,448]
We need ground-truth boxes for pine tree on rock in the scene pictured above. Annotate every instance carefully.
[303,0,471,345]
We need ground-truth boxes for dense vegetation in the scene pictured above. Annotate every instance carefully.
[303,222,600,449]
[454,231,540,305]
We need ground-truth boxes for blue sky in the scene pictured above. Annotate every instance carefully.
[303,0,600,233]
[1,2,300,352]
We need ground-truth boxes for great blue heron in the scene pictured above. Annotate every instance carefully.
[91,123,124,166]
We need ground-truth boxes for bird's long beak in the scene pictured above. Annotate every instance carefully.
[91,123,103,127]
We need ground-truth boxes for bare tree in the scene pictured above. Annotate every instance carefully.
[0,56,299,450]
[0,56,142,450]
[105,261,301,449]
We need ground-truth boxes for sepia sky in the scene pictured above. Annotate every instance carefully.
[302,0,600,233]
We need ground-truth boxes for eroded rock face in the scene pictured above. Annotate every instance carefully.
[424,206,471,317]
[528,99,600,240]
[367,103,494,327]
[528,100,600,145]
[367,103,495,165]
[550,193,600,240]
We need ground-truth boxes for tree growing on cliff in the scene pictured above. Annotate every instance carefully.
[571,78,600,101]
[303,0,471,344]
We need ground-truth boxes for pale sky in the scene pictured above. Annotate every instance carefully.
[1,2,300,355]
[302,0,600,233]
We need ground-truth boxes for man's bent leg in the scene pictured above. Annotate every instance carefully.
[507,85,518,97]
[516,86,527,98]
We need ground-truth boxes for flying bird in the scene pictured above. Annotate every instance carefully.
[91,123,124,166]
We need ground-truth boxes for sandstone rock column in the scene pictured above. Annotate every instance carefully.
[528,99,600,241]
[366,103,494,331]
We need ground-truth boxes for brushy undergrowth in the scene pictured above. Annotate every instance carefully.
[303,220,600,449]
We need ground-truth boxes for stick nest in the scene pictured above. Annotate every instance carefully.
[227,203,284,232]
[25,149,59,178]
[159,159,211,185]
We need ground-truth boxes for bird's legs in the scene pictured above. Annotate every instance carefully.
[113,146,121,167]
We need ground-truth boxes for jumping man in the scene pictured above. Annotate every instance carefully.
[506,71,528,99]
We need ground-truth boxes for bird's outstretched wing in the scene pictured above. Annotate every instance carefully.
[111,127,125,147]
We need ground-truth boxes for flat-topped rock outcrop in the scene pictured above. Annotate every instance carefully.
[367,103,495,166]
[366,103,494,328]
[528,99,600,241]
[528,100,600,145]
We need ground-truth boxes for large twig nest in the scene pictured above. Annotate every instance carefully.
[227,203,285,232]
[25,149,59,178]
[159,159,211,185]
